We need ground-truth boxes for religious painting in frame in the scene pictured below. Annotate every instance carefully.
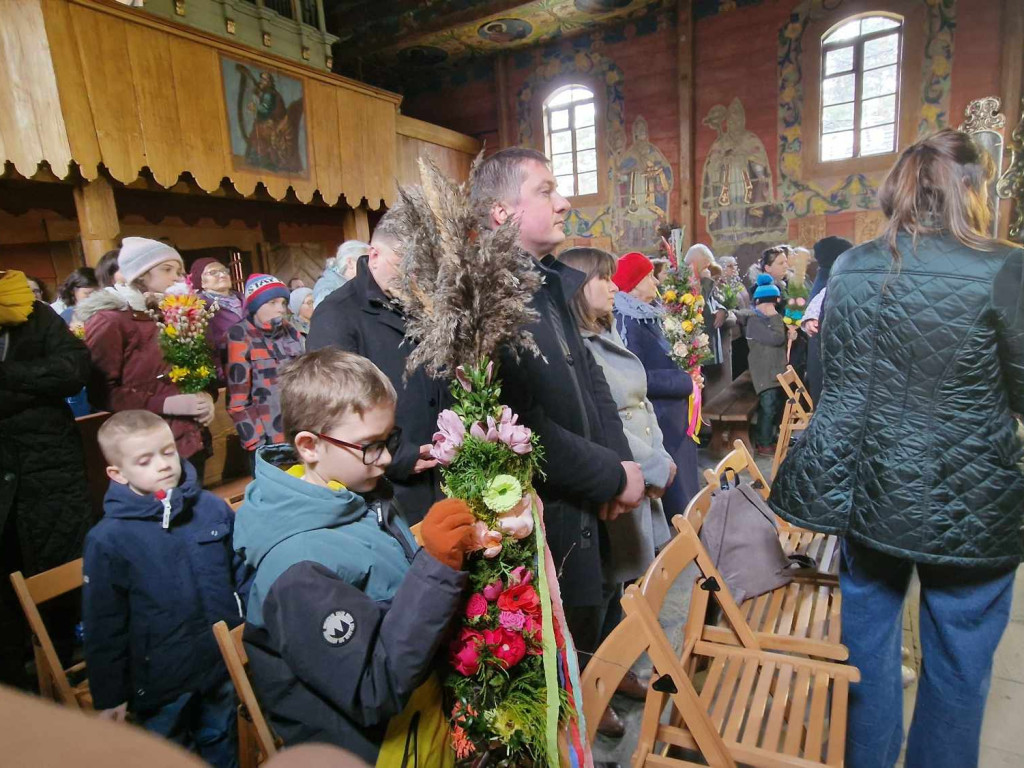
[220,55,309,177]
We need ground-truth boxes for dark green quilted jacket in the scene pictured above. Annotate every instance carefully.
[770,233,1024,568]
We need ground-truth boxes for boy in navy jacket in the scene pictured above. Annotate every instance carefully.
[82,410,249,768]
[233,347,476,762]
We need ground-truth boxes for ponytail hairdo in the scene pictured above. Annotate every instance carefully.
[878,128,995,263]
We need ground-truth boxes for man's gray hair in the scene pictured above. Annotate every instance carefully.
[717,255,738,268]
[470,147,551,210]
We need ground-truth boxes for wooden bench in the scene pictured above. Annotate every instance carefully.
[211,476,252,511]
[703,370,758,458]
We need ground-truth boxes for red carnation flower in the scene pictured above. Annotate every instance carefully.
[483,627,527,670]
[450,628,484,676]
[496,584,541,617]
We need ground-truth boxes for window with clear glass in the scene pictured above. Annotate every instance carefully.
[820,14,903,161]
[543,85,599,197]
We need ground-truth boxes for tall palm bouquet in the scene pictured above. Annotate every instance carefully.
[658,229,713,442]
[390,157,592,767]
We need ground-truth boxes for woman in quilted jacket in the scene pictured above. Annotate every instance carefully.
[770,129,1024,768]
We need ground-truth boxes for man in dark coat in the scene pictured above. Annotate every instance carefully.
[0,276,93,688]
[471,148,645,668]
[307,216,448,524]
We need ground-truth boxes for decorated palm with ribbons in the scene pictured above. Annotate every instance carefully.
[659,229,714,443]
[390,158,592,767]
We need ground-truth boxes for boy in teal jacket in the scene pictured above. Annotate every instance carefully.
[233,348,475,762]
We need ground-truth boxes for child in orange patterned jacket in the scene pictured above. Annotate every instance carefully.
[227,274,304,468]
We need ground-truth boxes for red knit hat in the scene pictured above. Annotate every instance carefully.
[612,252,654,292]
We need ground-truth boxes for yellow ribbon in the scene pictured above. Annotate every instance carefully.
[0,270,36,327]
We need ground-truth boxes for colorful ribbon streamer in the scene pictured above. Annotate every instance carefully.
[687,383,703,444]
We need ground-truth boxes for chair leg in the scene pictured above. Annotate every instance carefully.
[237,709,257,768]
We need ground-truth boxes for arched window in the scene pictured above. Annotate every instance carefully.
[543,85,598,197]
[820,14,903,161]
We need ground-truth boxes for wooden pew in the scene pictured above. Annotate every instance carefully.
[702,370,759,458]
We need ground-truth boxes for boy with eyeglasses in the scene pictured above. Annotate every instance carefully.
[232,347,476,761]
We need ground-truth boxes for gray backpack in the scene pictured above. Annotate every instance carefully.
[698,470,814,605]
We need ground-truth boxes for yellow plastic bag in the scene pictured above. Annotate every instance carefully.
[376,673,454,768]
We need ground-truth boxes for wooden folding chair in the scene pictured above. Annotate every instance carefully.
[9,559,91,709]
[212,621,280,767]
[708,440,840,584]
[583,518,860,768]
[771,366,815,481]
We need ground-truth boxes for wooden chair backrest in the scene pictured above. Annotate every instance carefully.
[75,411,112,519]
[706,439,770,500]
[579,612,651,744]
[640,519,760,652]
[9,559,84,708]
[680,482,715,536]
[212,621,279,762]
[777,365,814,417]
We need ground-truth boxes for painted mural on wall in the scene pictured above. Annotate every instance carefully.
[699,98,786,248]
[613,116,674,251]
[221,56,308,176]
[776,0,956,218]
[515,37,677,255]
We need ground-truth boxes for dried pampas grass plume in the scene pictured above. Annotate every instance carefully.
[392,154,541,379]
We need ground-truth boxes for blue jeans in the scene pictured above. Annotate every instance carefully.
[137,678,238,768]
[840,539,1015,768]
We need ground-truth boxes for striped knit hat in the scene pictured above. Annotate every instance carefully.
[244,274,289,317]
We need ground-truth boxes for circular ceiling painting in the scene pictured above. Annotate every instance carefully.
[477,18,534,44]
[397,46,449,66]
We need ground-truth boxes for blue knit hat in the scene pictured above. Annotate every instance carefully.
[752,273,781,304]
[244,274,289,317]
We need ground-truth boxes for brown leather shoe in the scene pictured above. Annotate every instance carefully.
[616,670,649,701]
[597,704,625,738]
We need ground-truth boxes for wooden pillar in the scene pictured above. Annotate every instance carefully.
[342,205,370,242]
[676,0,695,245]
[496,53,511,149]
[73,177,120,267]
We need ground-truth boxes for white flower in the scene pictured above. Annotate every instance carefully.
[697,333,710,347]
[672,342,687,357]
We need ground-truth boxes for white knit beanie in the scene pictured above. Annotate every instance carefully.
[117,237,183,285]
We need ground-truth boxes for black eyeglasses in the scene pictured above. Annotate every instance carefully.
[316,427,402,465]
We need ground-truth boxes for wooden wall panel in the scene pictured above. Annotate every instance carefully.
[396,135,475,188]
[40,0,101,178]
[0,0,73,177]
[127,25,185,187]
[69,5,146,183]
[307,80,344,205]
[169,37,227,193]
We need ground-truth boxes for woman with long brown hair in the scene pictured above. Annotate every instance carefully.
[770,129,1024,768]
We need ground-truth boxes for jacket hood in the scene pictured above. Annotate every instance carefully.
[101,460,203,522]
[74,286,147,323]
[233,444,372,571]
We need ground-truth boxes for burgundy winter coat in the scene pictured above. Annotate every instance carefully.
[79,291,204,459]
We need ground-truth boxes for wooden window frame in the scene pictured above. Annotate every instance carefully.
[533,75,606,207]
[801,1,925,180]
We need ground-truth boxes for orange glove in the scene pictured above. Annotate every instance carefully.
[420,499,477,570]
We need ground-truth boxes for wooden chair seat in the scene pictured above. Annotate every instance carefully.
[582,519,859,768]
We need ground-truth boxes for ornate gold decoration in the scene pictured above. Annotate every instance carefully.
[173,0,185,16]
[225,18,236,35]
[262,32,272,47]
[998,98,1024,243]
[854,210,887,244]
[301,46,311,60]
[959,96,1005,133]
[326,56,333,70]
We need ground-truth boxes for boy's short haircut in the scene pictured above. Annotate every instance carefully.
[97,410,170,464]
[279,349,397,443]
